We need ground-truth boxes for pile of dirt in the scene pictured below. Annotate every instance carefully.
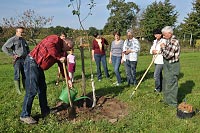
[53,96,128,123]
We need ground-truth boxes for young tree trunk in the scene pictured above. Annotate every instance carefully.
[79,38,86,96]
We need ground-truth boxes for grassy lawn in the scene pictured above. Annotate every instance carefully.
[0,49,200,132]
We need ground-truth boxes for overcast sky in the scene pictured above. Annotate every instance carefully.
[0,0,194,29]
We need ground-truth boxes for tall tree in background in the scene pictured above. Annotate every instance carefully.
[88,26,98,36]
[1,9,53,45]
[103,0,139,35]
[178,0,200,40]
[140,0,178,41]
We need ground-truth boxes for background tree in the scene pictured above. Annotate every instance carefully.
[88,26,98,36]
[1,9,53,45]
[0,27,2,34]
[103,0,139,35]
[178,0,200,41]
[49,26,74,37]
[140,0,178,41]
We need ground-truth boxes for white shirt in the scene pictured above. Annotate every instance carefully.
[123,38,140,61]
[150,39,166,64]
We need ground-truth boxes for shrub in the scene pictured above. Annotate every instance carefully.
[195,39,200,50]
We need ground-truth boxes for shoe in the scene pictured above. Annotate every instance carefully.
[41,108,52,118]
[116,83,120,86]
[20,116,37,124]
[98,79,101,82]
[113,81,118,85]
[154,89,161,92]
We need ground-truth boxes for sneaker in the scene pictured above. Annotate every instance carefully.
[116,83,120,86]
[20,116,37,124]
[154,89,161,93]
[98,79,101,82]
[113,81,118,85]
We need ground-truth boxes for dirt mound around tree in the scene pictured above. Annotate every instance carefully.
[53,96,129,123]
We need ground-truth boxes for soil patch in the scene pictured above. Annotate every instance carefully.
[52,96,128,123]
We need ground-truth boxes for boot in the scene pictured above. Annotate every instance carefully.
[22,79,26,90]
[14,80,21,95]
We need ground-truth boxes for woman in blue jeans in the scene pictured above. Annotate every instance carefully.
[150,29,165,92]
[109,31,124,86]
[92,32,110,81]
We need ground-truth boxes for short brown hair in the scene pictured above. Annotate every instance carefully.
[16,26,24,30]
[113,31,121,36]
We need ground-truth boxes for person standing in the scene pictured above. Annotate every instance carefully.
[56,32,67,85]
[2,27,29,95]
[92,31,110,81]
[20,35,73,124]
[109,31,124,86]
[123,29,140,86]
[160,26,180,107]
[67,48,76,83]
[150,29,165,92]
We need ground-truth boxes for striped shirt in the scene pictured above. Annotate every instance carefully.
[110,40,124,57]
[161,38,180,63]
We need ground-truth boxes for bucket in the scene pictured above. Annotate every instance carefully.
[59,86,78,104]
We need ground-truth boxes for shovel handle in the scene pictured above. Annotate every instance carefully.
[62,62,73,107]
[130,51,160,98]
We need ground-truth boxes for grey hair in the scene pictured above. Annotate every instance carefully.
[161,26,173,34]
[126,29,134,35]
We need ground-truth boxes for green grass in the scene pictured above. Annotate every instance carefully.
[0,49,200,132]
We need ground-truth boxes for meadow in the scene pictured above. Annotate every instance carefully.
[0,48,200,132]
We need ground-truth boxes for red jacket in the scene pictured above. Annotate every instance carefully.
[30,35,68,79]
[92,37,109,55]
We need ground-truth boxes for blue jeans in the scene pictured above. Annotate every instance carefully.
[124,60,137,85]
[20,56,49,117]
[94,54,110,80]
[111,56,122,83]
[154,64,163,91]
[14,58,26,81]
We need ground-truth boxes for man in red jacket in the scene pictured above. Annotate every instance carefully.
[20,35,73,124]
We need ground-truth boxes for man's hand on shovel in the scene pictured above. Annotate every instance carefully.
[59,57,66,63]
[59,57,73,88]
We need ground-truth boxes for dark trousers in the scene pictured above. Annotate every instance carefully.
[124,60,137,85]
[163,59,180,107]
[14,58,25,81]
[154,64,163,91]
[20,56,49,117]
[94,54,110,80]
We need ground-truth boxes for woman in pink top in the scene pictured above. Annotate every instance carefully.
[67,48,76,82]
